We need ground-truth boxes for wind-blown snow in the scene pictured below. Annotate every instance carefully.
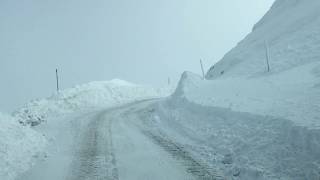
[0,113,46,180]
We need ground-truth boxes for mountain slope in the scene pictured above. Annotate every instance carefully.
[206,0,320,79]
[167,0,320,179]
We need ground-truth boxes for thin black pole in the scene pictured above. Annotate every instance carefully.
[56,68,59,93]
[265,41,270,72]
[200,59,205,80]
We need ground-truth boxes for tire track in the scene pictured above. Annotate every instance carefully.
[121,101,225,180]
[69,112,119,180]
[142,131,225,180]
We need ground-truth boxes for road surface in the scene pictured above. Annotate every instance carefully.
[17,100,217,180]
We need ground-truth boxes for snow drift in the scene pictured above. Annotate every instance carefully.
[166,66,320,179]
[14,79,171,126]
[174,65,320,128]
[1,79,170,180]
[0,113,46,180]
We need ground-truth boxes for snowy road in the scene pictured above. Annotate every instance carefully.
[17,100,209,180]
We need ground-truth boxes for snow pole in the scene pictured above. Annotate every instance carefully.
[200,59,205,80]
[56,68,59,93]
[264,40,271,72]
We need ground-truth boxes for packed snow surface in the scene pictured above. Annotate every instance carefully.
[1,79,171,180]
[17,101,203,180]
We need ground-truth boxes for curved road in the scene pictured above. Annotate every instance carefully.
[17,100,203,180]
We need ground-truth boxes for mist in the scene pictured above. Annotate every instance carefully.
[0,0,274,112]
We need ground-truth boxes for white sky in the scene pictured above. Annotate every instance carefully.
[0,0,274,112]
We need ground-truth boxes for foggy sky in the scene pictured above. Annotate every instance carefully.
[0,0,274,112]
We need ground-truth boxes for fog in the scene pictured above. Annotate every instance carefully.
[0,0,274,112]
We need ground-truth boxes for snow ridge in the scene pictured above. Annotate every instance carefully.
[14,80,171,126]
[1,79,171,180]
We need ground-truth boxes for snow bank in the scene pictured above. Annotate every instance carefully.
[174,61,320,128]
[172,71,203,99]
[164,0,320,178]
[0,79,170,179]
[161,64,320,179]
[0,113,46,180]
[206,0,320,79]
[14,79,171,126]
[175,0,320,128]
[149,99,320,180]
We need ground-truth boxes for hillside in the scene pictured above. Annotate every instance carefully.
[206,0,320,79]
[166,0,320,179]
[185,0,320,127]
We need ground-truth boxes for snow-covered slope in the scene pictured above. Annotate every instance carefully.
[175,65,320,128]
[150,96,320,180]
[165,0,320,179]
[14,79,171,126]
[167,68,320,178]
[0,113,46,180]
[177,0,320,128]
[206,0,320,79]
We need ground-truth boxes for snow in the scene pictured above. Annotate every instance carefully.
[17,100,199,180]
[206,0,320,79]
[1,79,171,180]
[112,102,197,180]
[175,62,320,128]
[147,98,320,179]
[0,113,46,180]
[151,0,320,179]
[16,111,103,180]
[147,63,320,179]
[13,79,172,126]
[2,0,320,179]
